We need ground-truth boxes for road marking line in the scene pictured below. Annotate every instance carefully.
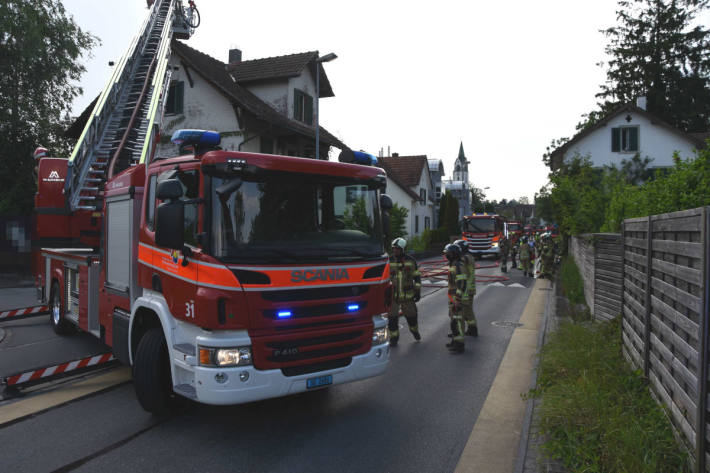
[0,367,131,426]
[455,278,550,473]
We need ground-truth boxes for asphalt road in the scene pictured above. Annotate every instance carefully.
[0,260,535,473]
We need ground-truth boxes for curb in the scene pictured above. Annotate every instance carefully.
[513,279,555,473]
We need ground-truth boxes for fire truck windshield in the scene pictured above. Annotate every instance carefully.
[462,218,496,233]
[210,173,384,263]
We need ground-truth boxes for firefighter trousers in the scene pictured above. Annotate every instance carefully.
[388,300,419,342]
[448,303,465,343]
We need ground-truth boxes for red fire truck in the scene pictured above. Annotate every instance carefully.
[506,221,523,241]
[460,213,506,258]
[31,0,391,413]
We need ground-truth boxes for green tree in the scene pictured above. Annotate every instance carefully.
[342,198,373,235]
[444,190,460,236]
[599,0,710,133]
[0,0,97,215]
[386,202,408,243]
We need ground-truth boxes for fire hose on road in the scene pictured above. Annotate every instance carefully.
[418,259,509,287]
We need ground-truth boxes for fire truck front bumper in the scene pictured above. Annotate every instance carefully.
[468,246,500,256]
[170,318,390,406]
[186,343,389,405]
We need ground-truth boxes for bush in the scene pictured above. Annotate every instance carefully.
[560,256,585,306]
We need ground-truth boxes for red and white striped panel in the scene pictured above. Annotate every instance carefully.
[4,353,115,387]
[0,305,49,320]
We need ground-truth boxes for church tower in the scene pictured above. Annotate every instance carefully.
[453,142,468,183]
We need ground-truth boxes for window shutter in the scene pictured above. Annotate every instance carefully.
[175,81,184,114]
[304,94,313,125]
[166,82,176,114]
[629,127,639,151]
[611,128,620,152]
[293,89,303,120]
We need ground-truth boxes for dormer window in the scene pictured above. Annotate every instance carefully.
[293,89,313,125]
[611,126,639,152]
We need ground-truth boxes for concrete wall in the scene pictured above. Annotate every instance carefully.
[562,112,698,168]
[246,80,289,115]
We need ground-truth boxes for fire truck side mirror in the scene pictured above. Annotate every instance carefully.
[380,194,393,211]
[380,194,392,237]
[155,179,185,250]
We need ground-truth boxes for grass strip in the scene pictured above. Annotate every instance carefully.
[529,257,690,472]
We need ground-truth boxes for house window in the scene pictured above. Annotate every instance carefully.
[415,215,419,233]
[419,188,426,204]
[611,126,639,152]
[436,186,441,199]
[293,89,313,125]
[165,81,184,115]
[425,216,430,230]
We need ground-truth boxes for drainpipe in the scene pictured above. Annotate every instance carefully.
[238,132,258,151]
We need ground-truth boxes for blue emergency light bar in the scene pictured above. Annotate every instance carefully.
[277,310,292,318]
[338,149,378,166]
[347,304,360,312]
[171,129,221,148]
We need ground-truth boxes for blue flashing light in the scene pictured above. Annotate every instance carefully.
[347,304,360,312]
[171,129,221,148]
[277,310,292,318]
[352,151,377,166]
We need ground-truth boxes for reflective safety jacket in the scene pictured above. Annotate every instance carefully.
[499,238,510,256]
[461,253,476,300]
[519,241,530,260]
[448,260,467,304]
[389,254,421,302]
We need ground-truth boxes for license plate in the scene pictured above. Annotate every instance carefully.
[307,374,332,389]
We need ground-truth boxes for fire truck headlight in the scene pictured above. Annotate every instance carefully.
[372,327,389,345]
[491,242,499,247]
[199,346,252,367]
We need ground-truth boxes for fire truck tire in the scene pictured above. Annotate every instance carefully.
[133,328,174,415]
[50,282,74,335]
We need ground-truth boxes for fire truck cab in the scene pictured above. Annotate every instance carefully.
[460,213,506,259]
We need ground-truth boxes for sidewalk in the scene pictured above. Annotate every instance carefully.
[455,277,554,473]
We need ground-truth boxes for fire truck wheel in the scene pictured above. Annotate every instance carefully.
[133,328,174,416]
[50,282,74,335]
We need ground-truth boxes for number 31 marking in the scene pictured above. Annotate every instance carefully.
[185,300,195,318]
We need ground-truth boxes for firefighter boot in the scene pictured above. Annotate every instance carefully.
[389,336,399,347]
[412,330,421,341]
[448,340,465,354]
[465,324,478,337]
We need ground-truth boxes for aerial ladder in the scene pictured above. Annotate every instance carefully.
[64,0,199,212]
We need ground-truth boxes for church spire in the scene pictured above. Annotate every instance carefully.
[458,141,465,160]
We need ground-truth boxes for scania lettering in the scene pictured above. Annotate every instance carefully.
[31,0,391,414]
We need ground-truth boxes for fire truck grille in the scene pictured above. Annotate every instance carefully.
[262,302,368,319]
[253,327,370,369]
[281,358,352,377]
[261,285,369,302]
[466,237,493,250]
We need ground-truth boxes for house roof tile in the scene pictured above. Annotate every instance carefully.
[228,51,334,98]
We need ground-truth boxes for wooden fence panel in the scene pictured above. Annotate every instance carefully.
[621,207,708,472]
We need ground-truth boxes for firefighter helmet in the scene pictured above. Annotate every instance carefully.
[391,237,407,250]
[34,147,48,160]
[454,239,469,253]
[444,243,462,262]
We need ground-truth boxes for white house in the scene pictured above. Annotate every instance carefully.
[67,41,346,160]
[550,99,708,170]
[378,155,435,238]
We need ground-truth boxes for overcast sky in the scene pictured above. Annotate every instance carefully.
[63,0,625,202]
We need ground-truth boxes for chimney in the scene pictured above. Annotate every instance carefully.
[229,48,242,64]
[636,96,647,110]
[392,152,399,158]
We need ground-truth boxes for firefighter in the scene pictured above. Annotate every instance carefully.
[510,234,518,269]
[540,234,555,279]
[388,237,422,347]
[519,235,532,277]
[444,243,467,354]
[499,234,510,273]
[454,239,478,336]
[33,146,48,184]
